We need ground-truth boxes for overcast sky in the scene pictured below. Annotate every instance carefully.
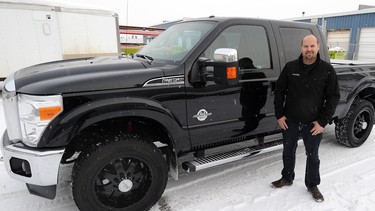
[58,0,375,26]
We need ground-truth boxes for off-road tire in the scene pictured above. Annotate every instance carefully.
[335,99,374,147]
[72,135,168,211]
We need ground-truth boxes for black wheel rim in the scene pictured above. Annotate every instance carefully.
[353,109,371,140]
[94,157,152,208]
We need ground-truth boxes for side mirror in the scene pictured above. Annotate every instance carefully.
[212,48,239,85]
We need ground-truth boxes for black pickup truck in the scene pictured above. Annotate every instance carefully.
[2,17,375,210]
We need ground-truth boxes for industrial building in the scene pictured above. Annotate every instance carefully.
[291,5,375,61]
[119,25,165,54]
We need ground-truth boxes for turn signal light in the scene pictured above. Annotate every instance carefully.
[40,106,62,121]
[226,67,237,79]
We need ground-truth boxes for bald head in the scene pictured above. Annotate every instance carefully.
[300,34,320,64]
[301,34,319,46]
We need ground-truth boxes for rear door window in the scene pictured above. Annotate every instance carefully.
[279,28,312,62]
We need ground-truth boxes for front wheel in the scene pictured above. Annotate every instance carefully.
[335,99,374,147]
[72,135,168,211]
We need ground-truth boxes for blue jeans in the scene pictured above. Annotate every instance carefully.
[281,120,322,189]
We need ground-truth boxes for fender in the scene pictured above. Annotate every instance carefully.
[38,97,190,153]
[335,76,375,119]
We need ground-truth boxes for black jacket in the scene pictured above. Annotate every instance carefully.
[274,53,340,127]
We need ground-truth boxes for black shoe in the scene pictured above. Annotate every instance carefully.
[270,178,293,188]
[308,187,324,202]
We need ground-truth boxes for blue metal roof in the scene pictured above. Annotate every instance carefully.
[324,13,375,29]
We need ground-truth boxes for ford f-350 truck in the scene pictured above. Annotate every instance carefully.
[2,17,375,211]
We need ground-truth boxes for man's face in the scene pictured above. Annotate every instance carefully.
[301,35,320,62]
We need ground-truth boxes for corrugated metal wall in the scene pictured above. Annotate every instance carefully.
[296,12,375,60]
[325,13,375,59]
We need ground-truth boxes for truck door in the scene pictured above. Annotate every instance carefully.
[186,22,280,148]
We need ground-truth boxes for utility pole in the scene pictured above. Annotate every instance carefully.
[126,0,129,26]
[125,0,129,53]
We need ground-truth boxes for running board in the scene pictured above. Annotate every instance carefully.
[182,140,283,172]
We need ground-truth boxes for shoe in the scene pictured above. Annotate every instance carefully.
[270,178,293,188]
[308,187,324,202]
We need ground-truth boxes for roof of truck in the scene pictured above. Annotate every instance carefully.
[179,16,317,26]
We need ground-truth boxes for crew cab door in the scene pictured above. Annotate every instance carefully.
[186,21,281,148]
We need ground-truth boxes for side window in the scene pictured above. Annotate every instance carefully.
[280,28,312,62]
[203,25,271,69]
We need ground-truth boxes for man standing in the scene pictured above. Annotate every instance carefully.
[271,34,340,202]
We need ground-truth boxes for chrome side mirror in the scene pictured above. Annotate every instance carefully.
[214,48,238,62]
[212,48,239,85]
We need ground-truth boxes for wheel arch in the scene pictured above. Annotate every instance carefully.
[64,113,184,179]
[335,81,375,120]
[358,87,375,109]
[39,98,190,179]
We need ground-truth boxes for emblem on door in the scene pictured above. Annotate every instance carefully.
[193,109,212,121]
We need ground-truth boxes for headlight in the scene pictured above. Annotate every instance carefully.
[18,94,63,147]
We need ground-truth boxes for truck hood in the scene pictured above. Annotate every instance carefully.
[14,56,164,95]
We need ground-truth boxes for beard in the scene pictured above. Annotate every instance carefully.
[303,52,317,62]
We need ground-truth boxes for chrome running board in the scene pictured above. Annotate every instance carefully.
[182,140,283,172]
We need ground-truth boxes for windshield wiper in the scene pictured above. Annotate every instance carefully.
[135,54,154,64]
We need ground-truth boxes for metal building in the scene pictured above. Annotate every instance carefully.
[291,5,375,61]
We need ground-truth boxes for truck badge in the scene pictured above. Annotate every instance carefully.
[193,109,212,121]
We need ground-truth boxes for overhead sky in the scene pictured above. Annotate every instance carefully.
[34,0,375,26]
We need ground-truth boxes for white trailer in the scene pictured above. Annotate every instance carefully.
[0,0,121,80]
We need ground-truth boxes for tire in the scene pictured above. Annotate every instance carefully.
[72,135,168,211]
[335,99,374,147]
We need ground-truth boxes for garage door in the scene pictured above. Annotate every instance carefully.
[326,30,350,51]
[357,27,375,61]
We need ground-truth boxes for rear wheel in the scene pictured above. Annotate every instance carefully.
[72,135,168,211]
[335,99,374,147]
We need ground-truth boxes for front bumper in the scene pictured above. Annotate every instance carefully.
[1,131,64,198]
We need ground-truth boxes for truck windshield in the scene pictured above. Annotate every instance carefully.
[137,21,216,63]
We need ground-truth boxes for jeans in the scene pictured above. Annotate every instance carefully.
[281,120,322,189]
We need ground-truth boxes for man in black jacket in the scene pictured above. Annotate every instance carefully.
[271,34,340,202]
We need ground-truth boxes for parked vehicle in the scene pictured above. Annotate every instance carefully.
[2,17,375,210]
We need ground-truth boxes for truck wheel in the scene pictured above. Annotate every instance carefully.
[72,135,168,211]
[335,99,374,147]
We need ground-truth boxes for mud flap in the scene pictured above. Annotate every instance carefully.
[26,184,57,199]
[168,151,179,180]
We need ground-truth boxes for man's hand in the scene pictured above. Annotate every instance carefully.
[278,116,288,130]
[311,121,324,136]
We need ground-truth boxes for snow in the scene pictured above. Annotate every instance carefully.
[1,98,375,210]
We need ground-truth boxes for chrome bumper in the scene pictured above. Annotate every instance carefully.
[1,131,64,186]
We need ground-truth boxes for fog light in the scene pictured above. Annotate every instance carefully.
[22,160,31,176]
[9,157,32,177]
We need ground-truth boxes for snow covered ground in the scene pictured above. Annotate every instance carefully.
[1,99,375,211]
